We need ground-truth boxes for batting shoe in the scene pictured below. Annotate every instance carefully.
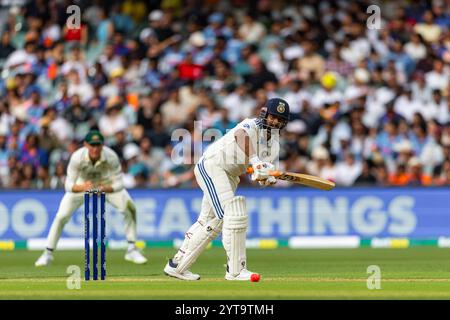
[125,248,148,264]
[34,250,54,267]
[164,259,200,281]
[225,269,259,281]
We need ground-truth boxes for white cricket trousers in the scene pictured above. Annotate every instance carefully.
[195,157,240,221]
[46,189,137,250]
[174,156,240,264]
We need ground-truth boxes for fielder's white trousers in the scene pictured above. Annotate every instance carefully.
[46,189,137,250]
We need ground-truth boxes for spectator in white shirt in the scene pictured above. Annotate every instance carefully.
[420,120,445,175]
[414,10,442,43]
[280,79,311,115]
[335,152,363,186]
[66,69,94,104]
[282,35,304,62]
[61,46,87,83]
[98,43,123,76]
[312,72,343,110]
[421,89,445,121]
[411,72,433,104]
[3,40,37,70]
[404,33,427,61]
[394,87,422,123]
[99,96,129,138]
[100,67,125,99]
[221,84,256,122]
[344,68,370,112]
[340,34,367,66]
[425,59,449,91]
[238,11,266,44]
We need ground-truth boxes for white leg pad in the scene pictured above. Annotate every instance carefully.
[173,221,202,264]
[176,217,223,273]
[222,196,248,276]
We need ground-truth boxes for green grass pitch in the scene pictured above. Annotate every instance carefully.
[1,247,450,299]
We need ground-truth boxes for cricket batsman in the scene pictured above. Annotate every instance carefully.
[164,98,290,280]
[35,130,147,266]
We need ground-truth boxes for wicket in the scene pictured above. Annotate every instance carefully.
[84,190,106,281]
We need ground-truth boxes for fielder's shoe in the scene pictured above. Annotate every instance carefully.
[164,259,200,281]
[125,248,148,264]
[225,269,259,281]
[34,251,54,267]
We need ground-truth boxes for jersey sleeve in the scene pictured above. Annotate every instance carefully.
[235,118,259,142]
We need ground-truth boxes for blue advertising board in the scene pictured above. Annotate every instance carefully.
[0,188,449,241]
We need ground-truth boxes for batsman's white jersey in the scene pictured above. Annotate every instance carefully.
[198,117,279,218]
[45,146,137,250]
[202,118,280,177]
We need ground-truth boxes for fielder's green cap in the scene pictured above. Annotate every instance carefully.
[85,130,104,145]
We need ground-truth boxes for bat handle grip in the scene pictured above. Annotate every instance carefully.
[246,167,281,177]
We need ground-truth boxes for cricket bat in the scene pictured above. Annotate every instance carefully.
[246,167,335,191]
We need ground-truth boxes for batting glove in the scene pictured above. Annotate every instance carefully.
[258,175,277,187]
[250,156,275,181]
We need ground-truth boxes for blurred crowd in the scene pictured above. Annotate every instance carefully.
[0,0,449,189]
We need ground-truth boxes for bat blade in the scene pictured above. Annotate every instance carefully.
[246,167,335,191]
[272,171,335,191]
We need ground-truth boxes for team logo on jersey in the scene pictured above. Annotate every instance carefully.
[243,123,250,129]
[277,102,286,113]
